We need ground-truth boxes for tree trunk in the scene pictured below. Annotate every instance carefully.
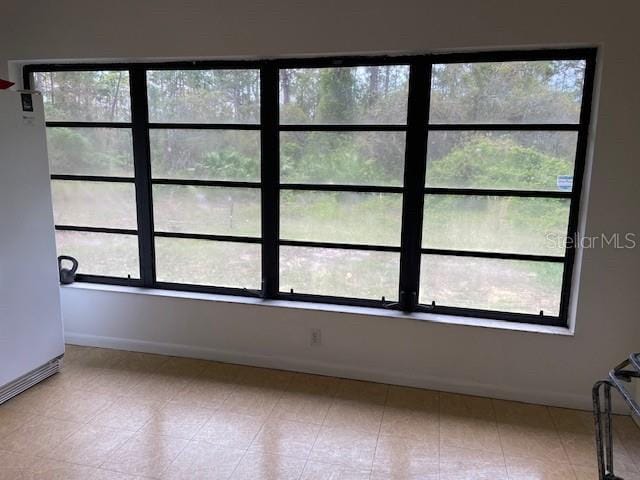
[110,72,122,121]
[281,70,291,105]
[368,67,379,106]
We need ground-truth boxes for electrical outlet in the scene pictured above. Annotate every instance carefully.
[310,328,322,347]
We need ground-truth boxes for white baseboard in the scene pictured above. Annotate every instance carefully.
[65,331,618,413]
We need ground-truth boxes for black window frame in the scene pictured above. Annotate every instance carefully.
[24,47,597,327]
[276,61,410,306]
[143,65,263,294]
[37,67,142,285]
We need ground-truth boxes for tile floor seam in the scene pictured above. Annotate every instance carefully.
[370,383,392,479]
[64,393,119,425]
[4,418,80,459]
[294,454,305,480]
[37,448,108,471]
[39,424,134,468]
[608,415,640,474]
[502,399,582,479]
[299,458,311,480]
[319,390,337,429]
[98,460,155,479]
[101,430,191,480]
[226,412,273,480]
[32,417,82,458]
[546,404,581,472]
[41,456,108,475]
[227,445,253,480]
[308,382,382,475]
[437,391,442,479]
[489,397,511,480]
[299,381,342,479]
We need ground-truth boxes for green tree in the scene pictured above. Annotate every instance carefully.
[426,136,573,190]
[317,68,356,123]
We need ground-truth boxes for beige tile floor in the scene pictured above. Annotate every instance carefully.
[0,345,639,479]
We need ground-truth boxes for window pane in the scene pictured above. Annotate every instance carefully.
[280,131,405,186]
[150,129,260,181]
[51,180,137,229]
[419,255,563,315]
[280,191,402,246]
[147,70,260,123]
[425,131,578,191]
[423,196,570,256]
[280,246,399,300]
[153,185,260,237]
[430,60,585,124]
[55,231,139,278]
[47,127,134,177]
[33,71,131,122]
[280,66,409,124]
[155,238,260,289]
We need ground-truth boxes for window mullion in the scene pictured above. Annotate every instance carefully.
[260,64,279,298]
[398,59,431,311]
[129,67,156,287]
[558,51,597,321]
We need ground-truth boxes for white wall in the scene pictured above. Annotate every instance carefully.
[2,0,639,410]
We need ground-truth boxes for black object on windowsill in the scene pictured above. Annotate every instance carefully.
[58,256,78,284]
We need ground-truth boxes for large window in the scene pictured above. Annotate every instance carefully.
[26,49,595,325]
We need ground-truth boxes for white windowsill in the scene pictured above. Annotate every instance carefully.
[60,282,574,337]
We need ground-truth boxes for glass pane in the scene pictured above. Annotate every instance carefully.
[425,131,578,191]
[155,238,260,289]
[280,131,405,186]
[420,255,563,315]
[280,66,409,124]
[33,71,131,122]
[51,180,137,229]
[147,70,260,123]
[153,185,260,237]
[55,231,139,278]
[430,60,585,124]
[280,191,402,246]
[280,246,399,300]
[423,196,570,256]
[150,129,260,181]
[47,127,134,177]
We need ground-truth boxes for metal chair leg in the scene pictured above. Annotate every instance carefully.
[593,380,623,480]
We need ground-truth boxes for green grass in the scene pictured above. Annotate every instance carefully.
[52,134,572,314]
[56,231,139,278]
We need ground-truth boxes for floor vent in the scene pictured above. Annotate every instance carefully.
[0,357,61,405]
